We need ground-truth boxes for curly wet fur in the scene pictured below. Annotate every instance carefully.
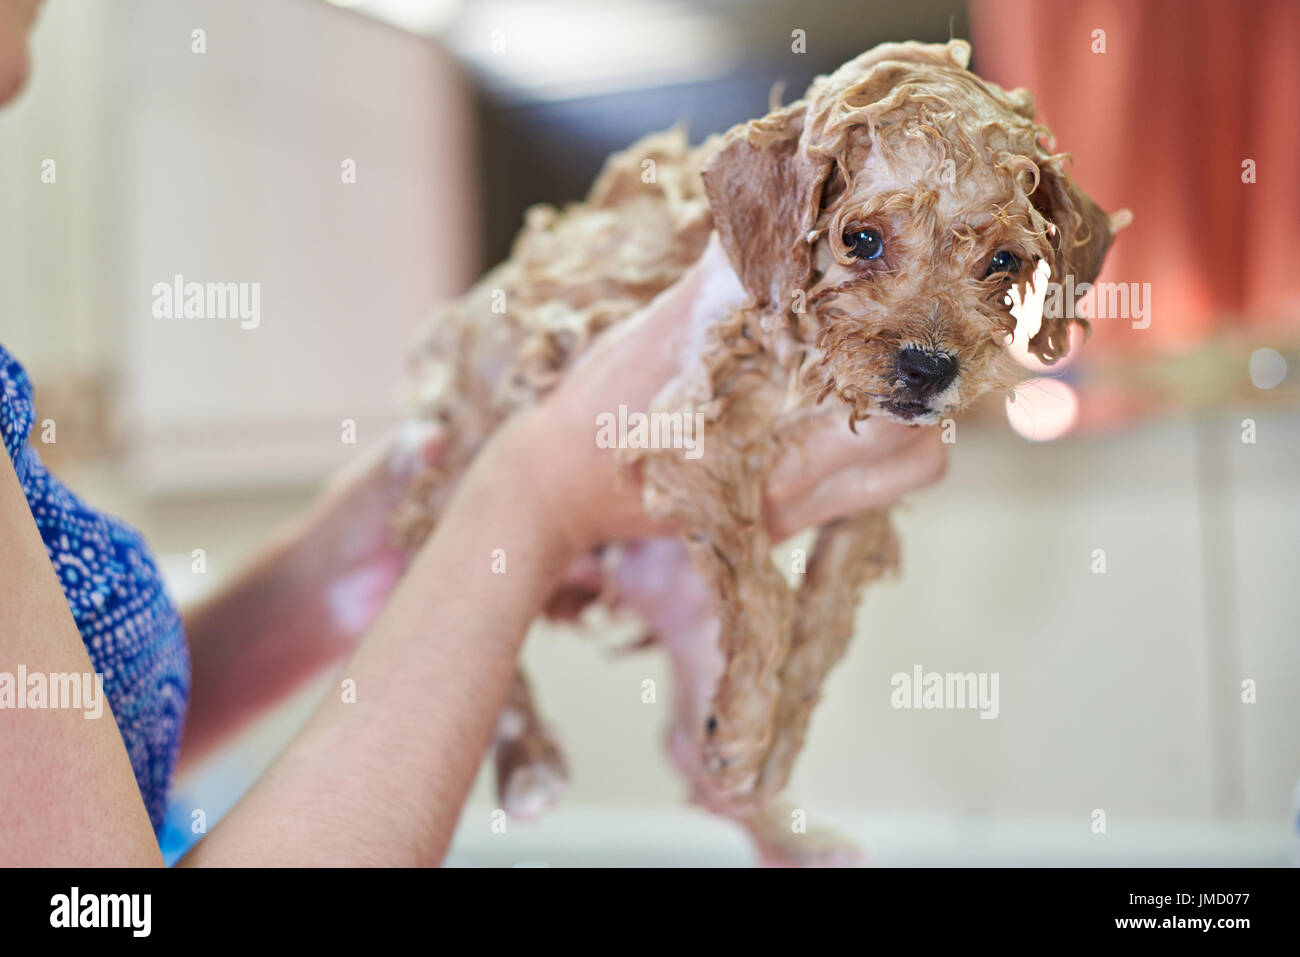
[398,39,1121,864]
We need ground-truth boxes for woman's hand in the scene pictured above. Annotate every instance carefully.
[276,422,448,634]
[505,233,949,559]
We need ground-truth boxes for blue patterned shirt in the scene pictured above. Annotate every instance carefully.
[1,343,189,833]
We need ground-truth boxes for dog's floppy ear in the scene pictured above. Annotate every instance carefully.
[701,101,828,315]
[1028,160,1122,362]
[702,39,974,318]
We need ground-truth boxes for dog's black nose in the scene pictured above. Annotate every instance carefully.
[896,347,957,397]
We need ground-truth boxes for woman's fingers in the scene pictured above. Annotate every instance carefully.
[767,410,932,503]
[765,427,948,542]
[386,420,449,484]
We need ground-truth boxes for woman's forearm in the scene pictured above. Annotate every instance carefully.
[0,451,163,866]
[180,411,577,866]
[178,427,441,770]
[178,524,379,772]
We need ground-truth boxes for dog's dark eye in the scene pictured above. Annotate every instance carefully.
[843,227,884,261]
[985,249,1020,277]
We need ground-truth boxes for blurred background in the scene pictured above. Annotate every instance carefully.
[1,0,1296,866]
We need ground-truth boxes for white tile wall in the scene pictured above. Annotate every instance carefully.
[1,0,478,493]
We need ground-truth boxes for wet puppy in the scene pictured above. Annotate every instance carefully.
[401,39,1124,865]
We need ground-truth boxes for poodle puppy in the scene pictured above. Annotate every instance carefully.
[399,39,1124,865]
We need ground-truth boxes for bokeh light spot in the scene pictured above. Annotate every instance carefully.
[1006,377,1078,441]
[1249,348,1287,390]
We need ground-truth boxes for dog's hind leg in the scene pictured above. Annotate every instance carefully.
[627,538,860,866]
[493,666,569,821]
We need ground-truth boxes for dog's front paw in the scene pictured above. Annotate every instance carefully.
[500,760,568,822]
[494,716,569,822]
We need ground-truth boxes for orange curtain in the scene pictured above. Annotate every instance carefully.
[971,0,1300,357]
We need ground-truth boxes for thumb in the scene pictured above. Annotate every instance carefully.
[574,232,745,387]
